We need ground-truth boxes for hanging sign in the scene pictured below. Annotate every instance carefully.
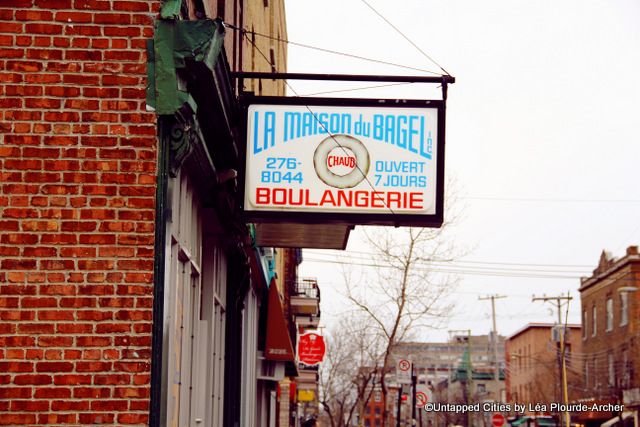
[242,97,445,228]
[297,331,326,366]
[298,389,316,402]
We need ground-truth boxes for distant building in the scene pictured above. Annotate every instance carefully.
[387,334,505,427]
[361,387,384,427]
[435,347,506,427]
[578,246,640,427]
[393,334,506,385]
[505,323,583,412]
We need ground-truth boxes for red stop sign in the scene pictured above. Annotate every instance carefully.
[492,413,505,427]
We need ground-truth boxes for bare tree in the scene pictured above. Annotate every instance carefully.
[319,314,385,427]
[345,226,458,425]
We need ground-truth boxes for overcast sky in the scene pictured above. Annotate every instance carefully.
[284,0,640,341]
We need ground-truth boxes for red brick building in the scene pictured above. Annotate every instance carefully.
[0,2,158,425]
[578,246,640,426]
[0,1,299,426]
[362,387,385,427]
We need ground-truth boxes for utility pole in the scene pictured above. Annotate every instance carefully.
[479,294,506,383]
[532,293,573,427]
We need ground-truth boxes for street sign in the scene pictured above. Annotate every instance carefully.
[396,358,412,384]
[415,391,428,407]
[415,384,431,407]
[492,413,506,427]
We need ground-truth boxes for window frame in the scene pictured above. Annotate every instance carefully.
[620,291,629,326]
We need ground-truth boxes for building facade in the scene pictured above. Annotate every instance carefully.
[0,0,320,426]
[578,246,640,426]
[383,334,505,427]
[393,334,506,387]
[361,387,384,427]
[504,323,583,412]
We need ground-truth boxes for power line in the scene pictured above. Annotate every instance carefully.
[302,253,590,277]
[307,278,575,300]
[614,222,640,254]
[304,253,640,284]
[307,255,590,275]
[357,0,452,76]
[303,250,593,274]
[224,23,443,75]
[302,256,584,280]
[464,196,640,204]
[303,248,594,269]
[299,82,414,97]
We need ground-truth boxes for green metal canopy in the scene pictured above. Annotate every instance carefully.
[146,18,225,115]
[147,14,240,176]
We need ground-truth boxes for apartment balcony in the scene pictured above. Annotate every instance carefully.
[290,278,320,317]
[294,314,320,329]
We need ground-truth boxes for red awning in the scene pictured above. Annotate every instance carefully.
[264,278,295,362]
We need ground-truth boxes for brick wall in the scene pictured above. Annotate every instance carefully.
[0,1,158,425]
[580,249,640,396]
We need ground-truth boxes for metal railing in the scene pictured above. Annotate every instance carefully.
[293,277,320,300]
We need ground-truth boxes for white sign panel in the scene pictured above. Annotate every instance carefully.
[244,102,442,224]
[396,358,412,384]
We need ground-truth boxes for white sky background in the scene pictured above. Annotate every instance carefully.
[283,0,640,341]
